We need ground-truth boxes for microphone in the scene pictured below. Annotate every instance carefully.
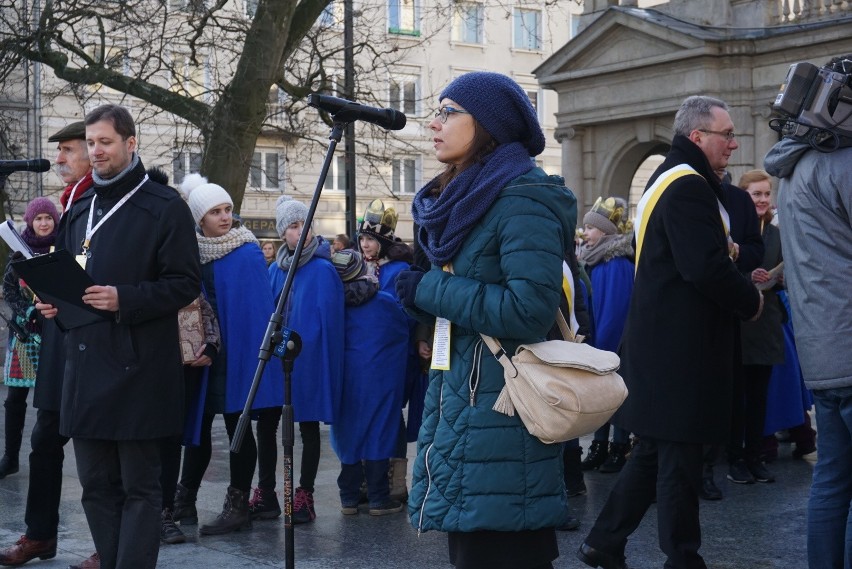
[0,159,51,174]
[308,94,407,130]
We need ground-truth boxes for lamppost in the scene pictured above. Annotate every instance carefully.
[343,0,357,236]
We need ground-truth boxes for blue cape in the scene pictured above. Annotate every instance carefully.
[588,256,634,352]
[269,254,344,423]
[331,290,408,463]
[185,243,283,445]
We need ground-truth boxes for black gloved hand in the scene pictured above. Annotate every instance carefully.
[395,265,426,309]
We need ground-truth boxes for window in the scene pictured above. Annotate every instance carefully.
[513,9,542,50]
[169,0,207,13]
[317,1,342,28]
[172,53,209,100]
[323,156,348,191]
[172,150,203,185]
[392,157,420,195]
[452,3,484,44]
[249,150,282,190]
[389,76,419,115]
[388,0,420,36]
[525,88,541,119]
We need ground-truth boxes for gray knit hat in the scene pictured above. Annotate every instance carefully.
[275,195,309,237]
[179,173,233,225]
[583,197,630,236]
[440,72,546,156]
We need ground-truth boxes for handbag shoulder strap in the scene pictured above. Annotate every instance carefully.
[479,308,569,374]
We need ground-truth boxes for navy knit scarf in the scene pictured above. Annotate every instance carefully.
[412,142,534,266]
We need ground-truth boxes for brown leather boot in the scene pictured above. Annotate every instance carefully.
[0,535,57,565]
[199,486,252,535]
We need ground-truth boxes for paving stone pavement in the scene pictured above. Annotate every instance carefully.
[0,381,814,569]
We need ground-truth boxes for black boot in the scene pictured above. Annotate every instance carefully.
[199,486,251,535]
[1,394,26,479]
[173,483,198,526]
[161,508,186,544]
[563,446,586,497]
[599,442,630,473]
[0,455,19,479]
[581,440,608,471]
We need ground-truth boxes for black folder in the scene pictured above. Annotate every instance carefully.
[11,249,111,330]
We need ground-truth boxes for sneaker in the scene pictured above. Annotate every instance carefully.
[292,487,316,524]
[368,500,404,516]
[727,459,755,484]
[248,487,282,520]
[161,508,186,544]
[557,514,581,531]
[746,460,776,483]
[792,441,817,459]
[340,503,359,515]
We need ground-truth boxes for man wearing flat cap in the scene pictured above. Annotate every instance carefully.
[0,121,100,569]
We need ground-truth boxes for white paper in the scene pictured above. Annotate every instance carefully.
[431,317,451,371]
[0,220,32,258]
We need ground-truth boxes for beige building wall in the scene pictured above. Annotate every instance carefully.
[30,0,580,243]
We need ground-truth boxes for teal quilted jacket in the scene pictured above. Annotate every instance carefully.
[408,167,577,533]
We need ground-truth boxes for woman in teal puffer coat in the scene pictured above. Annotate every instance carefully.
[395,72,578,569]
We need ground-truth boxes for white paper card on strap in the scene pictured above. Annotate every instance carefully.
[431,317,451,371]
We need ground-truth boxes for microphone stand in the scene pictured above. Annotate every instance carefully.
[231,121,347,569]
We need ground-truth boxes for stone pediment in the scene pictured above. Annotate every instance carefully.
[536,9,706,83]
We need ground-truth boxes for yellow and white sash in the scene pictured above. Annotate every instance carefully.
[633,164,733,272]
[561,261,580,337]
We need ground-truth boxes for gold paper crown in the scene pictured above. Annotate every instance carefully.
[590,196,633,234]
[360,198,398,238]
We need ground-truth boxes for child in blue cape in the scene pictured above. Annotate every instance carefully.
[329,249,408,515]
[175,174,283,535]
[264,196,344,524]
[578,196,635,474]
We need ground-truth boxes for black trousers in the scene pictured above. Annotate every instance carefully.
[728,364,772,463]
[3,386,30,458]
[585,436,707,569]
[179,411,257,492]
[255,407,282,491]
[74,438,162,569]
[24,409,70,540]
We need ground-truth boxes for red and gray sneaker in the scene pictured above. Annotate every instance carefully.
[248,487,282,520]
[292,487,316,524]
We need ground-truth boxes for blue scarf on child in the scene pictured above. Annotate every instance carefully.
[412,142,535,266]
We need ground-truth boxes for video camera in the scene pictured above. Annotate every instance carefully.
[770,57,852,151]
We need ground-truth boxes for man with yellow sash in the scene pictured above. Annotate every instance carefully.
[577,96,763,569]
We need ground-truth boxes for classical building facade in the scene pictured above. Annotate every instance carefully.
[1,0,578,241]
[536,0,852,214]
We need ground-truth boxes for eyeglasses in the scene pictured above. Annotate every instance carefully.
[435,106,470,124]
[698,129,737,141]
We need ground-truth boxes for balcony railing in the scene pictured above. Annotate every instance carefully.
[773,0,851,23]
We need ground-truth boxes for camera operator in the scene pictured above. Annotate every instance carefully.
[764,53,852,569]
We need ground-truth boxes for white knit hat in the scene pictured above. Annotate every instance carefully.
[275,195,309,237]
[179,173,233,224]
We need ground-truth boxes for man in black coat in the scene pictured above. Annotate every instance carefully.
[577,96,763,569]
[0,121,101,568]
[36,105,201,569]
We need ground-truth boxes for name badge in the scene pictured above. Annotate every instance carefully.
[75,254,87,269]
[430,317,451,371]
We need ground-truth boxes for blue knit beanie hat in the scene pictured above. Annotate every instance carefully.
[440,72,546,156]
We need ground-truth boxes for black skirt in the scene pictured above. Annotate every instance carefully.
[448,529,558,569]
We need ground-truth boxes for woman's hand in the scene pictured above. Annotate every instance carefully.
[189,344,213,367]
[417,340,432,360]
[751,268,771,284]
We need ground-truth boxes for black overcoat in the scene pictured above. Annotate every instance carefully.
[611,135,761,443]
[57,160,201,440]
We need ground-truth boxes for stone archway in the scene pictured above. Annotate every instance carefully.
[535,3,852,228]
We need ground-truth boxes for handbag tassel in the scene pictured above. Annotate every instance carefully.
[492,387,516,416]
